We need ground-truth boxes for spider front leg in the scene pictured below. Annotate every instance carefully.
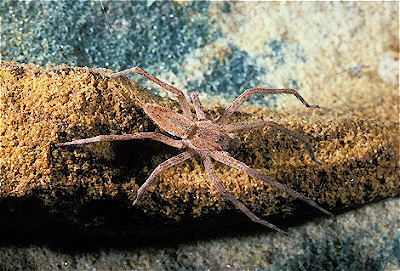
[217,88,319,124]
[56,132,185,149]
[224,120,322,165]
[97,66,193,120]
[190,92,206,121]
[202,154,289,236]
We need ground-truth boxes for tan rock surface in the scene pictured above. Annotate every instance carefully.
[1,61,398,236]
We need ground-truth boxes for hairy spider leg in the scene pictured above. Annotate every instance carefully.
[224,120,322,165]
[132,150,194,205]
[56,132,185,149]
[190,92,207,121]
[202,154,289,236]
[217,88,319,124]
[210,151,333,217]
[97,66,193,121]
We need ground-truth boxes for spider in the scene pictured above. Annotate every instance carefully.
[56,66,333,235]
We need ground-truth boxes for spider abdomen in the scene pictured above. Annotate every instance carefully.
[144,104,194,138]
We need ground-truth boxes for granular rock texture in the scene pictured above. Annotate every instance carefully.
[0,61,399,243]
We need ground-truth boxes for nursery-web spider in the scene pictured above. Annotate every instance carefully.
[57,66,332,235]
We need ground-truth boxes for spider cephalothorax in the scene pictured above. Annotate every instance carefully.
[57,66,332,235]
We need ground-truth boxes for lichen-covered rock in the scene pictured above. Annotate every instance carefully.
[0,61,399,242]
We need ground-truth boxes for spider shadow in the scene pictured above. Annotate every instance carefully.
[0,199,344,253]
[110,137,180,182]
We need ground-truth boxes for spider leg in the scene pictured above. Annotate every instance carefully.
[224,120,322,165]
[202,154,289,236]
[209,151,333,217]
[190,92,206,121]
[133,150,194,205]
[217,88,319,124]
[97,66,193,120]
[56,132,185,149]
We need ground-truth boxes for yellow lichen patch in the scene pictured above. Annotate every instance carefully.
[1,61,399,223]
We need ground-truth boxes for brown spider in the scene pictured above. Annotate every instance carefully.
[56,66,333,235]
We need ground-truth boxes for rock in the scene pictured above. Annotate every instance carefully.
[1,61,399,244]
